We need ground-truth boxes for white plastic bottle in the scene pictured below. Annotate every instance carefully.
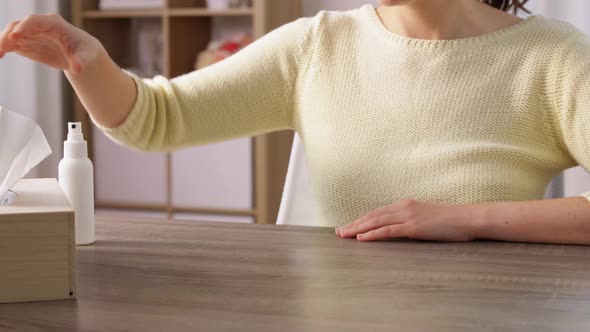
[59,122,95,245]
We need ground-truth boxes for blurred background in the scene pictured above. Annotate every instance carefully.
[1,0,589,224]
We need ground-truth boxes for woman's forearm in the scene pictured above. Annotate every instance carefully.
[472,196,590,245]
[65,46,136,128]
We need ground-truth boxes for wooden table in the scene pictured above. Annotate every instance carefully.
[1,217,590,331]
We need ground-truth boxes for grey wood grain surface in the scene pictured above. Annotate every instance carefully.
[1,216,590,332]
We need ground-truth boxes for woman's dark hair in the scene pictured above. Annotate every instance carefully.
[482,0,530,14]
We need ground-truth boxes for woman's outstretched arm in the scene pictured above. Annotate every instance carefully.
[0,13,313,152]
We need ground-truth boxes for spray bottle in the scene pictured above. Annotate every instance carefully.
[58,122,95,245]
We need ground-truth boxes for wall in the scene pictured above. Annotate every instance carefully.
[532,0,590,33]
[0,0,64,179]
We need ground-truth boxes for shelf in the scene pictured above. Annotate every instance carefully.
[84,9,163,18]
[96,201,257,217]
[168,8,254,17]
[83,8,254,19]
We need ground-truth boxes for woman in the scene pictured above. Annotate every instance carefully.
[1,0,589,244]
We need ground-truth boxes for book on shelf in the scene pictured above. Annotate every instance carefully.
[99,0,165,10]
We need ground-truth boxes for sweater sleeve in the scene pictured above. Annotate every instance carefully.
[95,17,313,152]
[554,51,590,202]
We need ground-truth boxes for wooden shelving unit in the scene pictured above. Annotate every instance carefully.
[71,0,302,224]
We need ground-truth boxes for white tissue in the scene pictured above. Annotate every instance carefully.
[0,106,52,204]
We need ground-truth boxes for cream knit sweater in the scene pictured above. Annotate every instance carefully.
[100,5,590,227]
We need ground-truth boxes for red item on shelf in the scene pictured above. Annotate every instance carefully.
[195,33,254,70]
[220,41,241,54]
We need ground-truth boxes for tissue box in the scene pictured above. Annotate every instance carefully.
[0,178,76,303]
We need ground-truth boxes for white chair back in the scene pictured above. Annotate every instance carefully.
[276,134,319,226]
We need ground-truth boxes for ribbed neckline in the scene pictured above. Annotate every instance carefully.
[362,4,540,49]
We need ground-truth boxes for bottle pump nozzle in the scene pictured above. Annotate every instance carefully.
[64,122,87,158]
[67,122,83,142]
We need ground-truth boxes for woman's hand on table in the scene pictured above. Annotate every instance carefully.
[336,199,481,242]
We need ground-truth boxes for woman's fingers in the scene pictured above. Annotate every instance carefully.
[9,14,72,56]
[15,37,70,69]
[0,14,84,72]
[0,20,21,54]
[10,13,64,38]
[0,13,97,73]
[336,204,400,237]
[337,204,397,234]
[338,213,402,238]
[356,225,406,242]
